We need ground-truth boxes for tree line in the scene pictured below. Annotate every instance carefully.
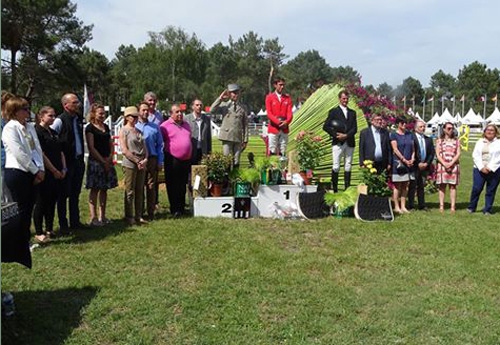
[2,0,500,118]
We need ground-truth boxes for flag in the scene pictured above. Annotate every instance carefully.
[401,95,406,102]
[427,96,434,102]
[441,95,447,102]
[450,96,455,102]
[410,96,415,101]
[480,96,485,102]
[492,94,498,102]
[83,84,91,119]
[391,96,396,103]
[460,94,465,102]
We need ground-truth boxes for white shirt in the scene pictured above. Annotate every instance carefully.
[339,105,348,118]
[2,120,44,174]
[472,137,500,172]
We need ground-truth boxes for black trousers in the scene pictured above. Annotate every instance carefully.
[4,168,35,242]
[164,152,190,214]
[408,168,427,209]
[33,174,61,235]
[58,157,85,229]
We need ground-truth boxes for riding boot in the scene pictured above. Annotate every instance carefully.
[331,170,339,193]
[344,171,351,190]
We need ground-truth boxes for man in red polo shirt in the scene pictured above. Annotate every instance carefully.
[265,77,293,156]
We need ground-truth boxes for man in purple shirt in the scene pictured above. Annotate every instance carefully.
[160,104,192,217]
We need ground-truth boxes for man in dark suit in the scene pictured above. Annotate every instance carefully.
[323,90,357,192]
[408,120,435,210]
[359,114,392,174]
[185,99,212,165]
[50,93,86,231]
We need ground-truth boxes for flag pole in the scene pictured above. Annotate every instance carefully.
[483,94,487,119]
[423,97,426,121]
[461,95,465,117]
[441,96,444,114]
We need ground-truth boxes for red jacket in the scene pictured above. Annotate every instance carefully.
[265,92,293,134]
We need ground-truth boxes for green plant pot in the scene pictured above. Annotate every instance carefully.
[334,206,354,218]
[234,182,251,197]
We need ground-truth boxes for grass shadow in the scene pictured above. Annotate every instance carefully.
[1,286,98,345]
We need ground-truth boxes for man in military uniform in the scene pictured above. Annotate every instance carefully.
[210,84,249,168]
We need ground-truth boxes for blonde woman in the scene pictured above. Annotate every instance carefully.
[435,122,461,213]
[119,106,148,225]
[2,97,45,243]
[85,103,118,226]
[467,124,500,215]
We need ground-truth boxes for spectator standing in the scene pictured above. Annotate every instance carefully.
[185,99,212,165]
[120,106,148,225]
[408,120,435,210]
[144,91,164,125]
[210,84,249,168]
[435,122,461,213]
[85,103,118,226]
[51,93,85,232]
[359,113,392,174]
[1,91,14,201]
[265,77,293,156]
[136,102,164,221]
[160,104,192,217]
[467,124,500,215]
[390,117,415,214]
[33,106,66,242]
[2,97,45,243]
[323,90,358,192]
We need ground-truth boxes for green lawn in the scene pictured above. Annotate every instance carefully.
[2,142,500,344]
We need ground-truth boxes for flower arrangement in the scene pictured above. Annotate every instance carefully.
[295,130,323,172]
[359,160,392,197]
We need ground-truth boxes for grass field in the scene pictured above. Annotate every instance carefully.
[2,140,500,345]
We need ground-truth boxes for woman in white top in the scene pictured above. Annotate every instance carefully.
[467,124,500,215]
[2,96,45,243]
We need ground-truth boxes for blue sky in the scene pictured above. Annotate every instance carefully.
[76,0,500,88]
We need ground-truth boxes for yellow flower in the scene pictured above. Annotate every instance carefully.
[363,160,373,166]
[370,168,377,174]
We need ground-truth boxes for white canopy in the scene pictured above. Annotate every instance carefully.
[414,112,422,120]
[427,112,441,125]
[454,112,462,123]
[257,108,267,116]
[486,107,500,124]
[292,105,298,113]
[461,108,483,125]
[438,108,455,124]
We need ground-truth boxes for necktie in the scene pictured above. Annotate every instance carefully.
[419,135,426,161]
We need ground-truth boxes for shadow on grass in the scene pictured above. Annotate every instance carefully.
[48,220,136,246]
[1,286,98,345]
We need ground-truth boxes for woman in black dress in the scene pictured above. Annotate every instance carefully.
[85,103,118,226]
[33,106,67,242]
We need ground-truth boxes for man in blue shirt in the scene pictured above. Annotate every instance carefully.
[137,102,164,220]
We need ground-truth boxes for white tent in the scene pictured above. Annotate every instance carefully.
[414,112,422,120]
[427,112,441,125]
[292,105,298,113]
[486,107,500,124]
[461,108,482,125]
[454,112,462,123]
[438,108,455,124]
[257,108,267,116]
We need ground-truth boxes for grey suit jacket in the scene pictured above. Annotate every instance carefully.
[184,112,212,155]
[210,97,249,143]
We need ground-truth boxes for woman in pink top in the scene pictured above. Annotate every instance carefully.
[160,104,192,217]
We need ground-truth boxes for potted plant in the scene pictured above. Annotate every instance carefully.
[359,160,392,197]
[254,155,282,185]
[201,152,233,196]
[230,167,261,196]
[295,130,323,184]
[324,186,358,218]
